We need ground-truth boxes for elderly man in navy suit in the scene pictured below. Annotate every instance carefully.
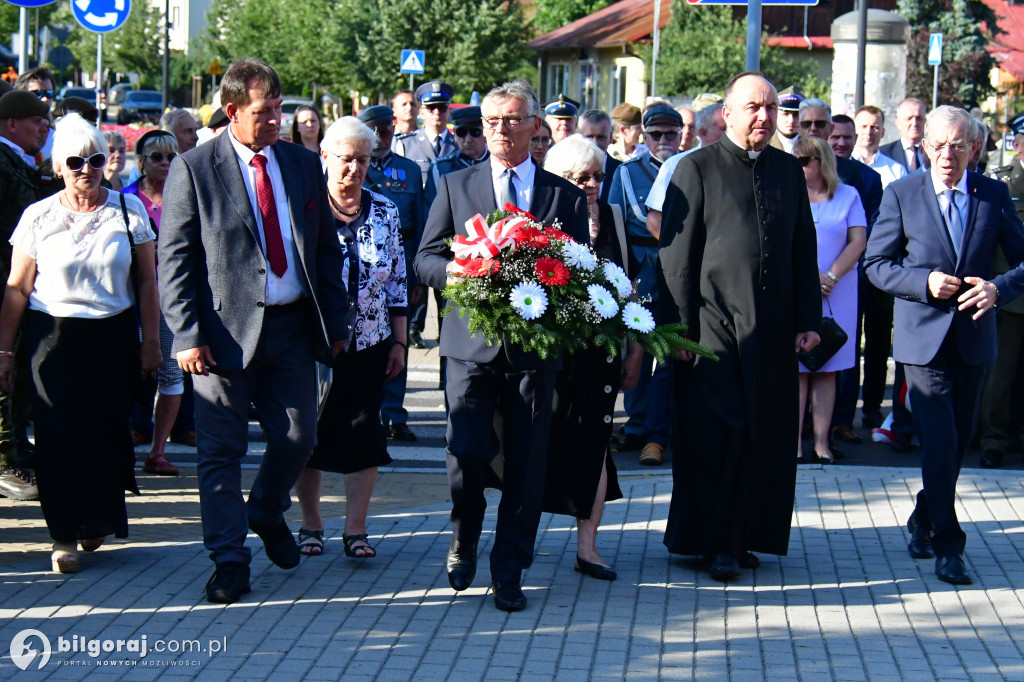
[160,58,349,604]
[415,79,588,612]
[865,105,1024,586]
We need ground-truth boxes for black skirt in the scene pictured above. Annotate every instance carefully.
[24,308,140,542]
[307,339,393,474]
[544,345,624,518]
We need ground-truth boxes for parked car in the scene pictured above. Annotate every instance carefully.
[104,83,135,122]
[280,98,312,135]
[116,89,163,125]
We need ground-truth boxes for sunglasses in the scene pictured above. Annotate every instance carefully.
[65,153,106,172]
[146,152,177,164]
[455,126,483,138]
[798,156,819,167]
[30,89,55,100]
[568,171,606,185]
[800,120,830,130]
[645,130,679,142]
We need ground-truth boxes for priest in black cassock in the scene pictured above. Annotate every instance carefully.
[656,72,823,582]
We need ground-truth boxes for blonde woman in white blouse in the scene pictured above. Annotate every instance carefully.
[0,113,161,574]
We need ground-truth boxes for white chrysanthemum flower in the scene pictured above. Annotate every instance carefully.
[564,241,598,271]
[587,284,619,319]
[603,262,632,297]
[622,301,656,333]
[509,281,549,320]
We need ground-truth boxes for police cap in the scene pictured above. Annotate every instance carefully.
[415,81,454,106]
[545,94,580,119]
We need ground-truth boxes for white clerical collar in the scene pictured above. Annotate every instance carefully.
[930,168,968,197]
[725,131,764,159]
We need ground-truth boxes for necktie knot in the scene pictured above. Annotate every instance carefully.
[251,154,267,170]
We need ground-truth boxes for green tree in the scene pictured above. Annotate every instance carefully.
[896,0,998,108]
[533,0,613,35]
[204,0,533,102]
[638,1,827,100]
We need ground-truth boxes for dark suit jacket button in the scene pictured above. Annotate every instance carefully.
[257,301,265,308]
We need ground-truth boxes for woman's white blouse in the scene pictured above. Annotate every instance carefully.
[10,191,155,319]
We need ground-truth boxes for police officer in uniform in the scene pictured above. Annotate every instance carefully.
[979,113,1024,468]
[394,81,457,186]
[606,103,683,466]
[544,94,580,144]
[358,105,426,441]
[391,89,419,155]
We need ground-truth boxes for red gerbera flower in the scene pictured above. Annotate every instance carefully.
[535,257,570,286]
[462,258,501,277]
[544,227,572,242]
[512,226,550,248]
[502,203,539,222]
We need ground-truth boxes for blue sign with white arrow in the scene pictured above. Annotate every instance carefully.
[72,0,131,33]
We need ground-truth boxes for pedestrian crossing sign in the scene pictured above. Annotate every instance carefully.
[401,50,425,75]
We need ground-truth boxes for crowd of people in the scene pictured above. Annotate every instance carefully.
[2,57,1023,608]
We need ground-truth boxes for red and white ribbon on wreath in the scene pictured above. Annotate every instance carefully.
[451,214,531,273]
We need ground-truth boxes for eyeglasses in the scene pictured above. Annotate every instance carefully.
[800,120,830,130]
[65,153,107,171]
[530,136,552,147]
[568,171,606,185]
[327,151,370,165]
[146,152,176,164]
[455,126,483,138]
[483,115,535,129]
[929,142,969,154]
[645,130,679,142]
[30,89,55,100]
[798,156,819,167]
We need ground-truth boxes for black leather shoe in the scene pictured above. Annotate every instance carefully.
[831,425,862,445]
[935,555,972,585]
[492,581,527,611]
[248,518,300,569]
[574,556,617,581]
[709,554,741,582]
[390,423,417,442]
[205,562,251,604]
[980,449,1003,469]
[907,516,935,559]
[446,537,477,591]
[862,408,883,430]
[738,551,760,570]
[409,329,426,349]
[612,433,645,452]
[0,466,38,501]
[891,432,915,453]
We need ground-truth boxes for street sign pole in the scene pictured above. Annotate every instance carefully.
[745,0,762,71]
[932,65,939,110]
[95,33,102,127]
[18,7,28,72]
[927,33,942,110]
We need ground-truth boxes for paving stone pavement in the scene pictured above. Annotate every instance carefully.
[2,464,1024,680]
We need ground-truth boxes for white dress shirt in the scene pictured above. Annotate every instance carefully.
[490,155,536,211]
[227,127,305,305]
[853,150,908,190]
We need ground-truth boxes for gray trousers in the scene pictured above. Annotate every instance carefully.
[194,305,318,565]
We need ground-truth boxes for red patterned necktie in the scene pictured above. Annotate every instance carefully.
[250,154,287,277]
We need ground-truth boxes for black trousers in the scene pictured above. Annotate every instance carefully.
[904,333,990,558]
[445,354,555,582]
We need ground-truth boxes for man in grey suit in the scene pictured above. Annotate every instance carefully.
[159,58,349,604]
[415,79,588,612]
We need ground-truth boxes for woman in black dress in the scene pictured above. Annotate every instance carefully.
[543,134,642,580]
[293,116,408,559]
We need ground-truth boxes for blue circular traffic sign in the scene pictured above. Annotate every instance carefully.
[71,0,131,33]
[3,0,59,7]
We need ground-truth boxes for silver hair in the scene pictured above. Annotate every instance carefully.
[160,108,196,133]
[971,117,988,143]
[102,130,126,150]
[483,79,541,118]
[51,112,108,173]
[579,108,611,127]
[696,103,723,131]
[924,105,973,141]
[543,133,606,179]
[800,98,832,118]
[321,115,377,152]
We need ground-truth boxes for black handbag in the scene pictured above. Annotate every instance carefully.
[798,298,848,372]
